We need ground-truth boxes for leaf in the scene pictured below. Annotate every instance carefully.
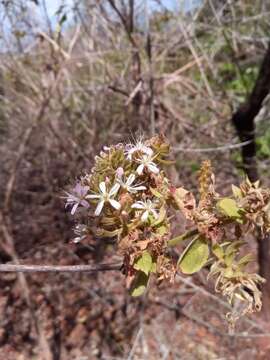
[224,267,234,278]
[224,252,235,267]
[151,261,157,273]
[225,240,245,256]
[134,251,153,275]
[156,224,167,236]
[238,253,255,266]
[178,236,209,274]
[130,272,149,297]
[232,184,242,199]
[212,244,224,260]
[217,198,242,219]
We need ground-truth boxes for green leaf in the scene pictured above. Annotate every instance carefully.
[212,244,224,260]
[134,251,153,275]
[238,253,255,266]
[232,184,242,199]
[151,261,157,273]
[156,224,167,236]
[217,198,242,219]
[225,240,245,256]
[178,236,209,274]
[224,252,235,267]
[130,272,149,297]
[224,267,234,278]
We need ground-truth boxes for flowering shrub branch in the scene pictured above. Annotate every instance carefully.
[65,135,270,329]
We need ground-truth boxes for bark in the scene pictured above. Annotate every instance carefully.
[232,41,270,182]
[231,41,270,317]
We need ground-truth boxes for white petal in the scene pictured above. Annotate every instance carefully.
[126,174,135,186]
[95,200,105,216]
[136,164,144,175]
[141,210,149,222]
[147,163,159,174]
[144,146,153,156]
[109,183,120,196]
[132,185,146,191]
[71,203,79,215]
[131,201,145,210]
[109,199,121,210]
[99,182,107,194]
[86,194,100,199]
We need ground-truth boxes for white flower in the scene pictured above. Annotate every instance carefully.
[131,199,159,222]
[65,183,90,215]
[136,154,159,175]
[125,140,153,160]
[116,170,146,193]
[86,182,121,216]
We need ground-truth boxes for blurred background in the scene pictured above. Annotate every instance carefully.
[1,0,270,359]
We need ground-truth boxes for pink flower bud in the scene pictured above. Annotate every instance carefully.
[116,167,124,178]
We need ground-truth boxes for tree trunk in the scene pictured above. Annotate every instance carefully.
[231,41,270,317]
[232,41,270,181]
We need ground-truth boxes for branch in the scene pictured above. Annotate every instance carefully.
[0,263,122,273]
[232,41,270,181]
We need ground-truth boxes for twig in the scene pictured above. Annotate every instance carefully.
[172,139,252,153]
[0,263,122,273]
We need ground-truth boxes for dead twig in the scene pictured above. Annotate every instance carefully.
[0,263,122,273]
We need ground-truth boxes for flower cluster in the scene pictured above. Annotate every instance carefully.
[65,136,173,292]
[65,137,270,329]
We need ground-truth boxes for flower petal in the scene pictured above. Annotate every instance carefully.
[131,201,145,210]
[109,199,121,210]
[86,194,100,199]
[109,183,120,196]
[71,203,79,215]
[136,164,144,175]
[99,182,107,194]
[132,185,146,191]
[116,167,124,179]
[151,209,159,219]
[81,200,90,208]
[141,210,149,222]
[95,200,105,216]
[147,162,159,174]
[144,146,153,156]
[127,174,135,186]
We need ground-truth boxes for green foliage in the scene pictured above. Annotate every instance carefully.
[256,128,270,159]
[178,236,209,274]
[216,198,242,220]
[130,272,149,297]
[134,251,153,275]
[219,62,259,100]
